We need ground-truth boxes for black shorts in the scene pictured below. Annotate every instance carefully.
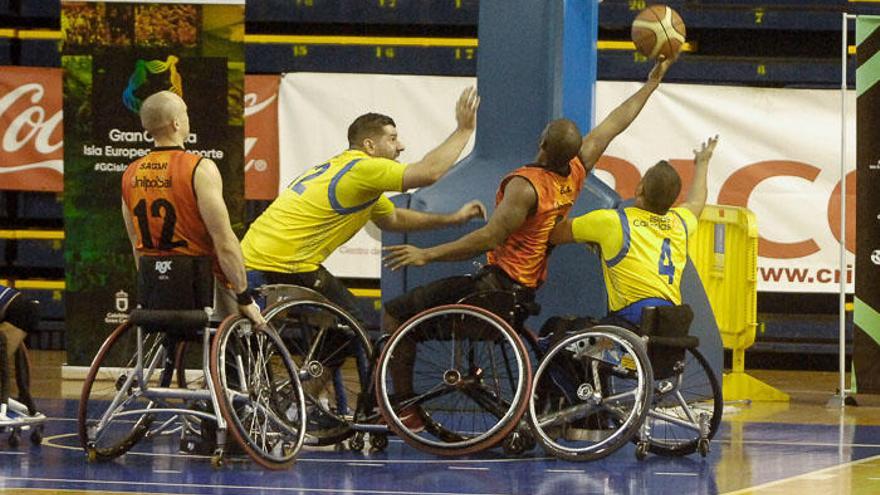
[384,265,535,326]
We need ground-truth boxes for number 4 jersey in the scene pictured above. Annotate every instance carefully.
[121,147,214,259]
[570,206,698,312]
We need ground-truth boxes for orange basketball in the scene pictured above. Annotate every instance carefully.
[631,5,686,60]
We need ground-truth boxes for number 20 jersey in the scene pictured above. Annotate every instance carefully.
[121,147,214,259]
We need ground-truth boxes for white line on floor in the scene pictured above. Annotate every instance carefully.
[0,477,511,495]
[347,462,385,467]
[546,469,585,474]
[655,472,699,477]
[152,470,182,474]
[449,466,489,471]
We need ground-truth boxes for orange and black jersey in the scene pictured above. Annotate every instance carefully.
[487,157,587,288]
[121,147,214,259]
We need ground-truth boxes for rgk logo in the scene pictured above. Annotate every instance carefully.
[154,260,173,274]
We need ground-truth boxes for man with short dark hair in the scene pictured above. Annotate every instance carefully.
[549,136,719,326]
[241,88,485,321]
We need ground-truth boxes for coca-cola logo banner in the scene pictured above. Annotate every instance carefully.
[0,66,63,192]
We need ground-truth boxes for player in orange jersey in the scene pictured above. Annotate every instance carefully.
[121,91,264,326]
[381,58,676,420]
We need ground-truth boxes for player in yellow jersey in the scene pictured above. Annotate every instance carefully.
[550,135,719,327]
[241,87,484,322]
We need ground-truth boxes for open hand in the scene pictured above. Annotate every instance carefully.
[648,54,677,83]
[694,135,719,165]
[455,86,480,131]
[383,244,431,271]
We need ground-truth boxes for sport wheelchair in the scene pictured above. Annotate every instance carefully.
[0,323,46,448]
[77,256,307,469]
[529,304,722,461]
[632,304,722,459]
[260,279,654,460]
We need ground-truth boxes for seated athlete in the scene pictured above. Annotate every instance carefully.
[380,58,677,428]
[241,88,485,325]
[549,136,718,328]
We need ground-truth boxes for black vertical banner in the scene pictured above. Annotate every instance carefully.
[854,16,880,393]
[61,1,245,367]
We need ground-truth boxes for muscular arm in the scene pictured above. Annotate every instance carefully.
[578,57,673,169]
[401,87,479,190]
[193,159,248,294]
[549,218,575,246]
[120,200,140,266]
[383,178,536,269]
[372,200,485,232]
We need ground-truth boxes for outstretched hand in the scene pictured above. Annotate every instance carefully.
[383,244,430,271]
[694,135,719,165]
[456,199,487,223]
[648,54,677,83]
[455,86,480,131]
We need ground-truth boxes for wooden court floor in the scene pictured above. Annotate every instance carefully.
[1,351,879,495]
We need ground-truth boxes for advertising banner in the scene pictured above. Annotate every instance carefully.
[0,66,63,191]
[61,0,245,366]
[276,74,857,291]
[854,15,880,393]
[244,75,279,200]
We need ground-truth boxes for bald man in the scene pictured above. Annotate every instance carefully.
[121,91,264,325]
[383,57,677,330]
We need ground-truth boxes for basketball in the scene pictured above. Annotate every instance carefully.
[631,4,686,60]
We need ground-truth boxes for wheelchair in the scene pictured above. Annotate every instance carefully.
[260,281,537,456]
[632,304,723,459]
[77,256,307,469]
[0,324,46,448]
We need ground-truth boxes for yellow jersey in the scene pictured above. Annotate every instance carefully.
[570,206,697,315]
[242,150,406,273]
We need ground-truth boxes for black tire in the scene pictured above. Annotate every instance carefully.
[78,322,175,461]
[210,315,306,470]
[376,304,532,456]
[643,347,722,456]
[263,297,373,446]
[528,325,654,461]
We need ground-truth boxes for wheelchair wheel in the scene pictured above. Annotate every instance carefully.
[263,298,373,446]
[528,325,653,461]
[78,322,176,461]
[376,304,532,456]
[643,347,722,456]
[210,316,306,470]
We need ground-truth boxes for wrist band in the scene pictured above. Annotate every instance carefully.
[235,289,254,305]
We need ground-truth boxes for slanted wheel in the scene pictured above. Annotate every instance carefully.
[263,297,373,447]
[77,322,176,461]
[211,315,307,470]
[376,304,532,456]
[528,325,654,461]
[642,347,722,457]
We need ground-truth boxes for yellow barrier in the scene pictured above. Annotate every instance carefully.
[691,205,788,402]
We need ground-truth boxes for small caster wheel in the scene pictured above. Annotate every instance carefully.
[211,448,225,468]
[698,438,710,457]
[349,433,365,451]
[85,442,98,462]
[502,430,527,456]
[370,433,388,452]
[8,430,21,448]
[635,441,649,461]
[30,427,43,445]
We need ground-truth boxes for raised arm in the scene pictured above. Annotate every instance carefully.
[579,56,675,168]
[193,159,264,324]
[383,177,535,269]
[401,87,479,190]
[372,200,486,232]
[679,135,719,218]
